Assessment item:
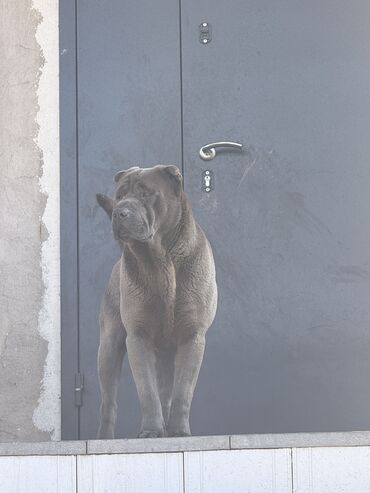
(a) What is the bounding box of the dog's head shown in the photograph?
[97,165,183,243]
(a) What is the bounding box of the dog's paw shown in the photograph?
[166,430,191,437]
[137,429,165,438]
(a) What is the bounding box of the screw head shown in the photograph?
[206,187,210,192]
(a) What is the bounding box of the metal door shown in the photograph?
[61,0,370,438]
[181,0,370,434]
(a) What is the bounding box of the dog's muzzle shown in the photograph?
[112,202,152,241]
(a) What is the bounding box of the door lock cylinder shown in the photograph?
[202,170,214,192]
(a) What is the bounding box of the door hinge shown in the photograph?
[74,372,84,407]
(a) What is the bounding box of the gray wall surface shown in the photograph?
[0,1,60,442]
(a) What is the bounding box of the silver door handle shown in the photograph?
[199,141,243,161]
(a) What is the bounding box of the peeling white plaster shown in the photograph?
[32,0,61,440]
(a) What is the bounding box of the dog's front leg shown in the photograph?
[97,280,126,439]
[126,333,165,438]
[156,348,175,430]
[167,334,206,436]
[97,328,126,439]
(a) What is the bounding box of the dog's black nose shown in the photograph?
[113,208,130,220]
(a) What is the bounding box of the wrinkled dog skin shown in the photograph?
[96,165,218,438]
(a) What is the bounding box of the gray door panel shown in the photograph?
[76,0,182,438]
[62,0,370,438]
[181,0,370,434]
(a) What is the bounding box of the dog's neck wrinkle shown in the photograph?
[122,237,170,290]
[163,194,197,258]
[121,196,197,316]
[122,242,175,305]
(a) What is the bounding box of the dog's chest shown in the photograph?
[121,255,177,336]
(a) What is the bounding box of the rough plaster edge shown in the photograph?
[32,0,61,440]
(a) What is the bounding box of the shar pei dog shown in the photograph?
[96,164,218,438]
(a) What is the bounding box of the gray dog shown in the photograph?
[96,164,218,438]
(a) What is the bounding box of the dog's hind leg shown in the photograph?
[97,264,127,439]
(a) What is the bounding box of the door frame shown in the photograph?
[60,0,79,440]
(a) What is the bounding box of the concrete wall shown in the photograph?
[0,1,60,441]
[2,434,370,492]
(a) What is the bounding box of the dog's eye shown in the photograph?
[141,189,154,198]
[115,186,129,201]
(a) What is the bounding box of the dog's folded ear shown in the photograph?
[114,170,126,183]
[114,166,140,183]
[96,193,114,219]
[162,165,183,193]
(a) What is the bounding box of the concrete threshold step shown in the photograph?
[2,430,370,456]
